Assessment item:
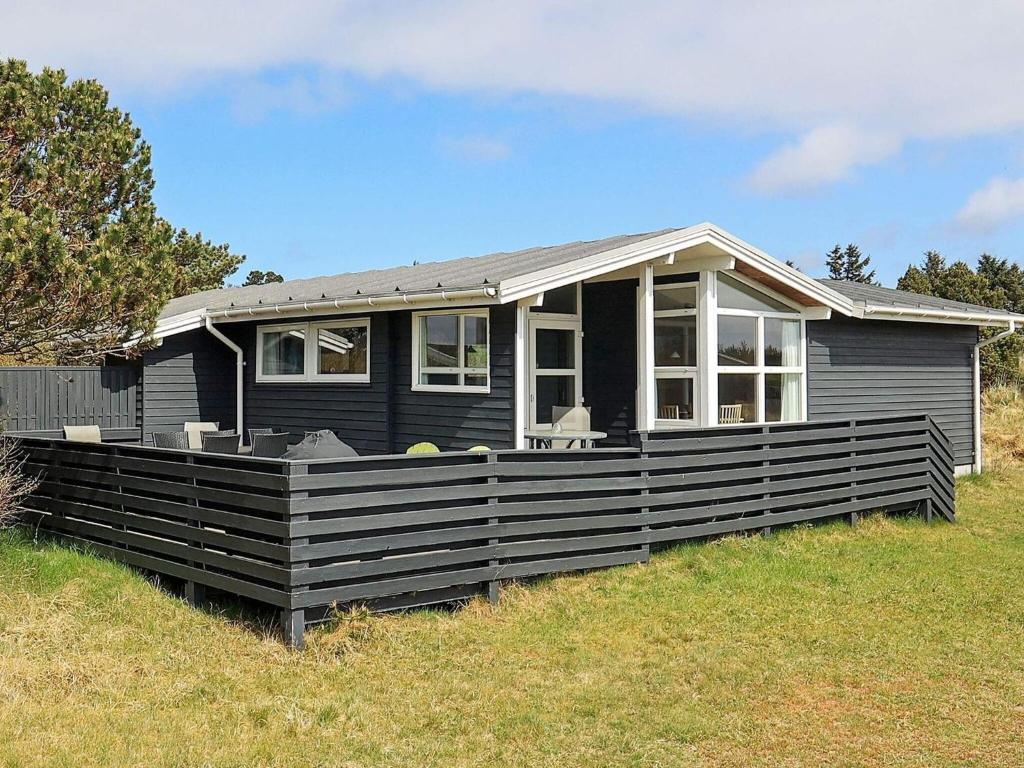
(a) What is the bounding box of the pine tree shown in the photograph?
[242,270,284,286]
[826,243,877,283]
[0,58,243,361]
[825,244,845,280]
[841,244,877,284]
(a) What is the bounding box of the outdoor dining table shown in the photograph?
[523,428,608,449]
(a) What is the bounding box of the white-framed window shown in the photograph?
[653,280,699,425]
[256,318,371,383]
[412,309,490,393]
[716,273,804,424]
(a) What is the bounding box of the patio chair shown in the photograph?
[248,427,280,446]
[63,425,102,443]
[251,432,290,459]
[552,406,591,431]
[406,442,440,454]
[658,405,680,420]
[719,404,744,424]
[152,431,189,450]
[200,431,240,454]
[184,421,219,450]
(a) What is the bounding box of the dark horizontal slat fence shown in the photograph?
[14,413,954,648]
[0,366,138,432]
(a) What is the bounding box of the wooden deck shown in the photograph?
[11,413,955,648]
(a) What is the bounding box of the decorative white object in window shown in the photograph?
[716,273,804,424]
[256,319,370,383]
[413,310,490,392]
[653,281,698,423]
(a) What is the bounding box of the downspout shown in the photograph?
[205,315,244,436]
[973,320,1016,474]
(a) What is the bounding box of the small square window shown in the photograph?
[316,324,368,377]
[414,311,490,392]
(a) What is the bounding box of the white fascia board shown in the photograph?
[498,222,858,317]
[698,226,857,316]
[131,309,207,346]
[802,306,832,321]
[148,288,501,338]
[861,305,1024,327]
[498,226,709,301]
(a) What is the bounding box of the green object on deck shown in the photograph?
[468,445,491,452]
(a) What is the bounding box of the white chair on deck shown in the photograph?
[63,425,102,443]
[184,421,220,450]
[719,404,744,424]
[552,406,591,431]
[550,406,593,449]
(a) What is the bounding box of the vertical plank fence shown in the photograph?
[0,366,139,432]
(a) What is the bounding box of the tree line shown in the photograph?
[820,243,1023,385]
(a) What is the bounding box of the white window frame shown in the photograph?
[412,308,491,394]
[716,275,806,424]
[255,318,371,384]
[653,280,699,427]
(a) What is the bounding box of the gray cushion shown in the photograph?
[281,430,359,460]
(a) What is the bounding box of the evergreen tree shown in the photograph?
[0,59,243,361]
[825,243,877,284]
[242,270,284,286]
[841,244,877,284]
[825,244,845,280]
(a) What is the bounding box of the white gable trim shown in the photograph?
[497,222,858,316]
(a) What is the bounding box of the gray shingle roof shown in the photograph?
[159,228,681,320]
[819,279,1021,319]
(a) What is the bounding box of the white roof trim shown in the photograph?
[151,287,499,337]
[147,222,1022,340]
[497,222,858,316]
[858,304,1024,327]
[124,308,206,347]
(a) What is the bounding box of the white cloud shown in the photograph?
[229,72,349,122]
[438,135,511,163]
[744,126,900,194]
[954,177,1024,232]
[6,1,1024,189]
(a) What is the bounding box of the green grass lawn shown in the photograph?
[2,471,1023,767]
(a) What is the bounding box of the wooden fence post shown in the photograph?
[184,453,206,608]
[761,426,773,536]
[284,462,308,649]
[486,452,500,604]
[849,419,860,527]
[639,437,651,563]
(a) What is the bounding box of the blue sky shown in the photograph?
[5,2,1024,286]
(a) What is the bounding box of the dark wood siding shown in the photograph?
[807,317,977,466]
[141,329,236,443]
[390,304,516,452]
[222,314,391,455]
[582,280,637,445]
